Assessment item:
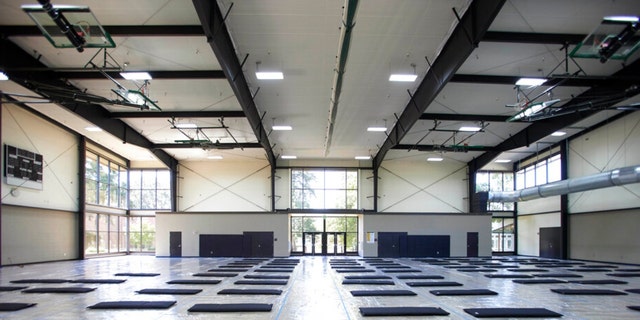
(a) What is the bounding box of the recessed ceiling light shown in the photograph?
[272,125,293,131]
[355,156,371,160]
[207,155,223,160]
[459,126,481,132]
[389,74,417,82]
[281,155,297,159]
[120,72,152,80]
[367,126,387,132]
[84,126,103,132]
[0,71,8,81]
[256,72,284,80]
[427,157,443,162]
[495,159,511,163]
[515,77,546,87]
[175,123,198,129]
[551,131,567,137]
[604,16,639,23]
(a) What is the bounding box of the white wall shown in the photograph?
[1,205,78,265]
[517,212,560,256]
[156,212,289,257]
[177,160,271,211]
[274,168,290,210]
[517,196,561,215]
[362,214,491,257]
[378,160,468,213]
[570,209,640,264]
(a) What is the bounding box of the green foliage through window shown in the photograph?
[291,169,358,209]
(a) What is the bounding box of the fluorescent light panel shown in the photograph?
[207,155,223,160]
[272,125,292,131]
[175,123,198,129]
[495,159,511,163]
[0,72,8,81]
[367,126,387,132]
[551,131,567,137]
[256,72,284,80]
[604,16,639,23]
[459,126,481,132]
[515,77,547,87]
[355,156,371,160]
[281,155,297,159]
[120,72,152,80]
[389,74,417,82]
[427,157,443,162]
[84,126,102,132]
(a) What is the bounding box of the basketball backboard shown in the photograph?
[570,16,639,63]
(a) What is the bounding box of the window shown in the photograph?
[129,169,172,210]
[129,216,156,252]
[475,171,514,212]
[84,212,128,256]
[290,216,358,254]
[491,217,514,252]
[291,168,358,210]
[515,153,562,190]
[85,151,127,208]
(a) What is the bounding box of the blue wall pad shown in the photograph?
[550,289,627,295]
[485,274,533,279]
[23,287,96,293]
[234,280,287,285]
[88,301,176,309]
[114,273,159,277]
[136,288,202,295]
[11,279,68,283]
[344,275,392,280]
[188,303,273,312]
[464,307,562,318]
[193,273,238,277]
[359,306,449,316]
[244,275,289,279]
[0,303,37,311]
[568,280,628,285]
[430,289,498,296]
[351,290,416,296]
[218,289,282,295]
[166,279,221,285]
[406,281,463,287]
[70,279,126,284]
[342,280,395,285]
[513,279,567,284]
[0,286,29,291]
[396,275,444,280]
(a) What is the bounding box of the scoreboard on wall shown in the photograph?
[3,144,43,190]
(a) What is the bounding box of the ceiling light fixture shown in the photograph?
[272,125,293,131]
[256,72,284,80]
[604,16,639,23]
[120,72,152,80]
[281,155,297,159]
[175,123,198,129]
[427,157,443,162]
[84,126,102,132]
[495,159,511,163]
[111,88,161,111]
[0,71,8,81]
[551,131,567,137]
[207,155,223,160]
[515,78,547,87]
[355,156,371,160]
[367,126,387,132]
[507,98,561,122]
[389,63,417,82]
[459,126,482,132]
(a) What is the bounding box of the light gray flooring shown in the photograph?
[1,255,639,319]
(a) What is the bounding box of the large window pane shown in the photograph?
[476,172,489,192]
[141,190,156,209]
[142,170,156,189]
[157,189,171,210]
[516,170,525,190]
[536,161,547,185]
[129,170,141,189]
[548,155,561,182]
[141,217,156,251]
[326,217,346,232]
[129,217,141,252]
[302,217,323,232]
[291,233,303,252]
[325,190,345,209]
[290,169,358,210]
[489,172,503,192]
[525,166,536,188]
[325,170,346,189]
[346,233,358,252]
[306,170,324,189]
[86,179,98,204]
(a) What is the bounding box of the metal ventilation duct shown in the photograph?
[488,165,640,202]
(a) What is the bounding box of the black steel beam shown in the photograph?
[420,113,510,122]
[192,0,276,168]
[373,0,506,170]
[153,142,262,149]
[450,74,640,88]
[0,25,204,37]
[393,144,498,152]
[483,31,584,44]
[110,110,245,119]
[2,69,225,80]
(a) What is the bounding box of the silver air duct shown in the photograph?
[488,165,640,202]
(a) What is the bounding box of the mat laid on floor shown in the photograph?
[166,279,221,285]
[566,268,611,272]
[193,272,238,277]
[218,289,282,295]
[382,269,421,273]
[396,275,444,280]
[70,279,127,284]
[188,303,273,312]
[506,268,548,272]
[607,273,640,277]
[533,273,582,278]
[513,279,567,284]
[484,274,533,279]
[626,289,640,294]
[359,306,449,316]
[463,307,563,318]
[234,280,287,285]
[628,306,640,311]
[254,269,293,273]
[550,288,627,295]
[261,266,295,269]
[88,301,176,309]
[568,279,628,285]
[244,274,289,279]
[23,287,96,293]
[0,286,28,291]
[406,281,463,287]
[0,303,37,312]
[342,279,395,285]
[114,273,160,277]
[351,290,416,296]
[335,269,375,273]
[344,275,392,280]
[207,268,249,272]
[458,269,497,273]
[11,279,68,284]
[136,288,202,295]
[430,289,498,296]
[617,268,640,272]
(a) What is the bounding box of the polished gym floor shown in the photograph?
[1,255,639,319]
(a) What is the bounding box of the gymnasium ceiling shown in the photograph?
[1,0,639,170]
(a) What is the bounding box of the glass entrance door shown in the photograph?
[303,232,323,255]
[326,232,346,255]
